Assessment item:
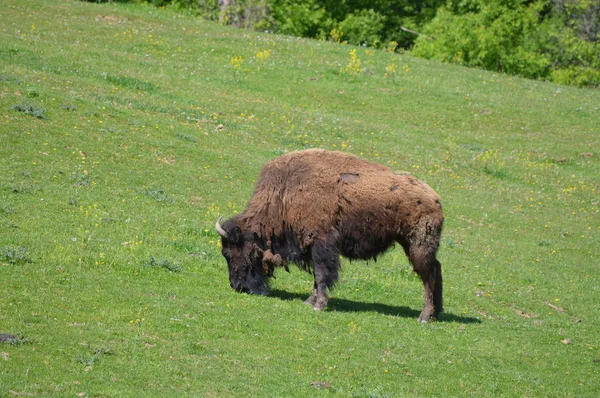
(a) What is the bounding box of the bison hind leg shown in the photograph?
[406,243,443,323]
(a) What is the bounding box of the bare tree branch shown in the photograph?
[400,25,433,41]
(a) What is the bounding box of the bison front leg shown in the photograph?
[304,282,318,306]
[308,239,340,311]
[311,269,331,311]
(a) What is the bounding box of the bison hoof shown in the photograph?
[304,295,317,306]
[313,298,328,311]
[418,312,436,323]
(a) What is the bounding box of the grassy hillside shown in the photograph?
[1,0,599,396]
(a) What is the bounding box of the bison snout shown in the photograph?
[233,282,262,296]
[230,282,247,292]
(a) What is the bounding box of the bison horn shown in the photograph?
[215,216,229,239]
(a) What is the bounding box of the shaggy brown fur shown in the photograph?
[217,149,444,322]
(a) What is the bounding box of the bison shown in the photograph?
[216,149,444,322]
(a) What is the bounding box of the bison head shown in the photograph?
[216,217,269,295]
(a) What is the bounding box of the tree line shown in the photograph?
[85,0,599,88]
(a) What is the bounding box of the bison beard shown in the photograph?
[216,149,445,323]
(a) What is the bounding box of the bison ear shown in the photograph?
[228,225,243,245]
[217,217,244,245]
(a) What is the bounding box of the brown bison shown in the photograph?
[216,149,444,322]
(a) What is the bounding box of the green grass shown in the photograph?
[1,0,599,396]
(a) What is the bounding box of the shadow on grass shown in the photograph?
[269,289,481,324]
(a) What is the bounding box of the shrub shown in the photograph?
[269,0,331,38]
[412,3,551,80]
[537,12,600,87]
[1,246,30,265]
[552,66,600,88]
[144,188,173,203]
[412,0,600,88]
[0,334,29,345]
[146,256,182,273]
[12,103,48,119]
[337,9,386,47]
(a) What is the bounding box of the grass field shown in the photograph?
[1,0,599,396]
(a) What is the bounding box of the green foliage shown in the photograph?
[412,2,551,79]
[12,103,48,119]
[218,0,273,30]
[0,334,29,345]
[269,0,331,37]
[552,66,600,88]
[1,246,30,265]
[109,0,445,48]
[412,0,599,87]
[315,0,446,47]
[144,188,173,202]
[338,9,386,47]
[552,0,600,42]
[146,256,183,273]
[537,8,600,87]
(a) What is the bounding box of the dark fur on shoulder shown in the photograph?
[216,149,444,323]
